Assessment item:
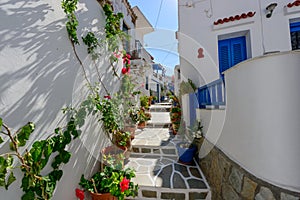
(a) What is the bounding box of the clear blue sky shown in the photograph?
[128,0,179,76]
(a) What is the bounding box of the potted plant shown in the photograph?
[176,120,204,164]
[123,107,139,140]
[170,106,181,134]
[137,107,150,129]
[140,95,150,110]
[79,165,138,200]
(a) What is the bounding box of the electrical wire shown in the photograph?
[154,0,164,28]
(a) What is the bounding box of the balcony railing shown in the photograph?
[197,78,226,108]
[130,40,153,62]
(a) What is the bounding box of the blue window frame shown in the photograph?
[290,22,300,50]
[218,36,247,73]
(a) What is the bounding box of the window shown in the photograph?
[218,36,247,73]
[122,22,130,53]
[145,77,149,90]
[290,22,300,50]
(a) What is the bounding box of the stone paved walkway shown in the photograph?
[125,104,211,200]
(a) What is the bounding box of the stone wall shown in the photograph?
[196,140,300,200]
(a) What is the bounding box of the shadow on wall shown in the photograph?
[0,0,120,199]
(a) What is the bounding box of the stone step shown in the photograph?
[150,107,171,112]
[125,155,211,200]
[149,105,171,112]
[145,123,171,128]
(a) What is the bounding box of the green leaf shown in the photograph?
[5,171,16,189]
[0,136,3,144]
[17,122,35,147]
[30,141,43,162]
[21,176,29,190]
[0,176,5,187]
[6,155,13,167]
[21,190,35,200]
[0,118,2,131]
[49,170,63,182]
[60,151,71,164]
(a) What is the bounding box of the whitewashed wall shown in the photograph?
[0,0,123,199]
[199,51,300,192]
[178,0,300,86]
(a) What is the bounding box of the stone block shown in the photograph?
[281,192,300,200]
[229,167,243,193]
[222,184,240,200]
[241,177,257,200]
[218,153,231,181]
[255,187,275,200]
[161,192,185,200]
[189,192,208,200]
[142,190,157,198]
[141,148,151,153]
[209,154,222,194]
[132,147,139,153]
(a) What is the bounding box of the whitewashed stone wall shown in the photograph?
[0,0,123,199]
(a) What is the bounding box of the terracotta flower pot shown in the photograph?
[138,121,146,129]
[124,124,137,138]
[90,192,117,200]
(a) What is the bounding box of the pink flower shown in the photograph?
[120,177,130,192]
[75,188,84,200]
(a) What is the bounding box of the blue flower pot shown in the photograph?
[176,142,197,163]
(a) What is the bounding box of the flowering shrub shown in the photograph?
[79,165,138,200]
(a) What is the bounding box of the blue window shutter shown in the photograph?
[218,36,247,73]
[290,22,300,32]
[218,39,231,73]
[231,36,246,66]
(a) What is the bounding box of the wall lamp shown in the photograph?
[266,3,277,18]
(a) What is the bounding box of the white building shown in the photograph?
[177,0,300,196]
[130,6,155,96]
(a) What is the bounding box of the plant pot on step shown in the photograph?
[101,145,128,169]
[138,121,146,129]
[124,124,137,140]
[176,142,197,164]
[90,192,117,200]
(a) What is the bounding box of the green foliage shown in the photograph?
[79,165,138,200]
[82,32,99,59]
[113,131,130,147]
[0,114,81,199]
[11,122,35,148]
[140,95,149,110]
[62,0,79,44]
[103,4,126,52]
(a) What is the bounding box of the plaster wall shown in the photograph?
[0,0,123,199]
[198,52,300,192]
[178,0,300,86]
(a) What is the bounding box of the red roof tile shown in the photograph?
[287,0,300,8]
[214,11,256,26]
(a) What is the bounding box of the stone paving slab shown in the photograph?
[132,128,175,148]
[148,112,171,124]
[125,155,208,190]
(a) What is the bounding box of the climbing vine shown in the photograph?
[0,117,80,199]
[61,0,79,44]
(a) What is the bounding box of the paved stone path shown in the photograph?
[125,104,211,200]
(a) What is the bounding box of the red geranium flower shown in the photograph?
[122,67,128,74]
[120,177,130,192]
[75,188,85,200]
[104,95,111,99]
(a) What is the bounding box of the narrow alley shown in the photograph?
[125,103,211,200]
